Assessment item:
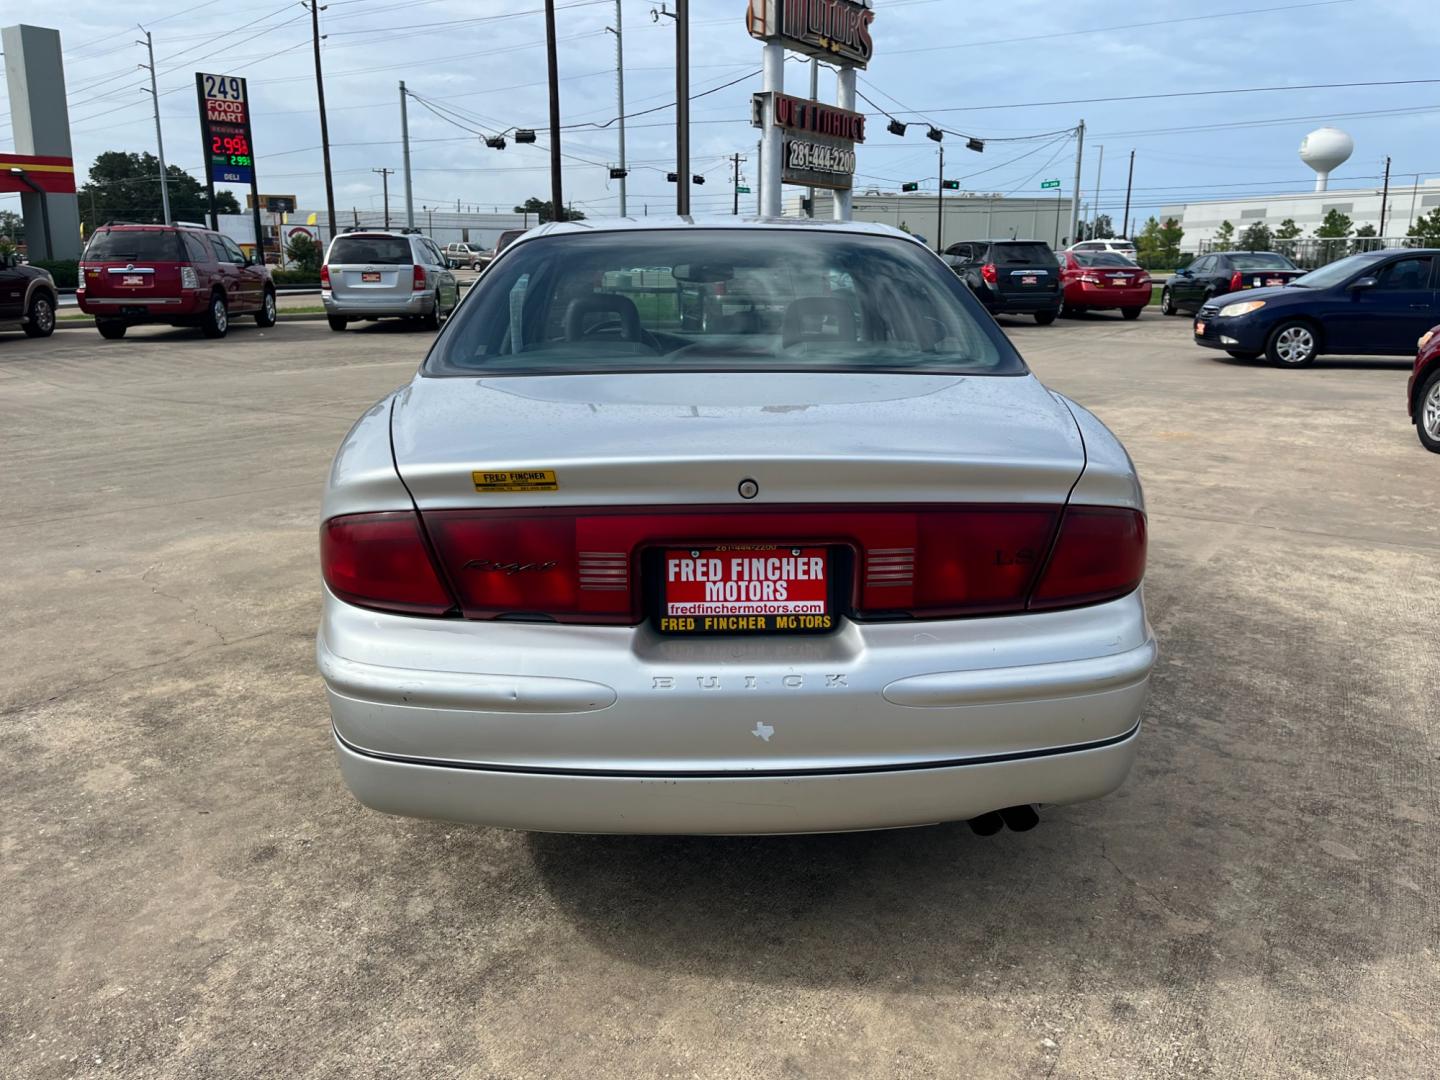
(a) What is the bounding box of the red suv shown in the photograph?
[77,223,277,340]
[1410,324,1440,453]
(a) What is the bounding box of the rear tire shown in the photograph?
[327,315,348,332]
[23,292,56,337]
[1121,306,1143,321]
[1266,320,1318,367]
[96,320,127,340]
[422,303,441,331]
[1033,309,1058,326]
[254,288,277,327]
[1160,287,1177,316]
[1416,368,1440,454]
[201,292,228,339]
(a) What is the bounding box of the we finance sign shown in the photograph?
[747,0,875,68]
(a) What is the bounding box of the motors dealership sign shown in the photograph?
[747,0,875,68]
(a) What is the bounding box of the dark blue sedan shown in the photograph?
[1192,249,1439,367]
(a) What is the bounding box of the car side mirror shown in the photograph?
[1350,276,1377,291]
[1176,268,1191,277]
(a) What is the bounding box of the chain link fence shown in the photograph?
[1197,234,1421,269]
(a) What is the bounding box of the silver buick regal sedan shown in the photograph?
[318,218,1156,835]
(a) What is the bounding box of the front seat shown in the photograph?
[781,297,857,348]
[564,294,642,342]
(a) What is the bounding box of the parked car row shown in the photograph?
[0,223,467,342]
[942,239,1155,324]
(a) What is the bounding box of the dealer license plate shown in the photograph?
[658,545,832,634]
[122,275,145,287]
[1194,321,1206,335]
[1264,277,1284,287]
[361,271,381,283]
[1021,275,1038,285]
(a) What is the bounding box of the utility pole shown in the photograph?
[307,1,338,242]
[372,168,393,229]
[138,29,171,225]
[1069,119,1085,246]
[675,0,691,216]
[935,144,945,253]
[400,82,414,229]
[1378,155,1391,236]
[1121,149,1135,239]
[732,152,745,214]
[606,1,627,217]
[544,0,564,221]
[805,58,818,217]
[1091,143,1104,235]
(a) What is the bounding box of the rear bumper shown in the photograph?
[1065,283,1153,308]
[334,722,1140,834]
[76,293,206,319]
[323,290,433,318]
[318,587,1155,832]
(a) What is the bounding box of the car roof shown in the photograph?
[520,216,925,244]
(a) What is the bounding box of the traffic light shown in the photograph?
[515,130,537,144]
[693,174,705,185]
[966,137,985,153]
[901,181,919,192]
[887,119,907,137]
[667,172,678,182]
[484,135,507,150]
[941,179,960,190]
[800,197,814,215]
[609,167,628,179]
[926,126,943,142]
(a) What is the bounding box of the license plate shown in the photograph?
[659,545,832,634]
[1021,275,1038,286]
[361,271,381,283]
[1195,321,1206,335]
[122,275,145,286]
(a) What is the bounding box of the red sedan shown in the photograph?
[1058,250,1153,320]
[1410,325,1440,453]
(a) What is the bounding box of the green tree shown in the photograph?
[78,151,239,230]
[1238,221,1273,251]
[1078,213,1114,241]
[1314,208,1353,264]
[1213,220,1235,248]
[1407,207,1440,246]
[1351,222,1378,254]
[286,233,321,273]
[0,209,23,245]
[1273,217,1302,258]
[513,196,585,224]
[1158,217,1184,265]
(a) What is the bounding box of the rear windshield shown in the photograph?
[1229,252,1296,270]
[328,235,412,265]
[991,242,1057,267]
[427,229,1024,377]
[83,230,183,262]
[1074,251,1136,267]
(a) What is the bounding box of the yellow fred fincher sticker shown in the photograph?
[473,469,558,492]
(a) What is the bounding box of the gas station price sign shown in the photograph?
[195,73,256,185]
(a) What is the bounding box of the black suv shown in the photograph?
[0,252,58,338]
[943,240,1062,325]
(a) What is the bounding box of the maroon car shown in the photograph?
[78,223,276,340]
[1410,325,1440,453]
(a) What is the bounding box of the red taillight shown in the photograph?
[339,505,1146,625]
[321,512,457,616]
[412,264,426,290]
[1229,270,1243,291]
[320,264,330,287]
[1030,507,1146,610]
[980,263,998,285]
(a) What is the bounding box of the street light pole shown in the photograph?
[1122,149,1135,239]
[675,0,691,216]
[935,143,944,253]
[607,0,627,217]
[544,0,565,221]
[138,29,171,225]
[400,81,414,229]
[307,1,338,242]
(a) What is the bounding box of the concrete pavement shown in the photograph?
[1,312,1435,1078]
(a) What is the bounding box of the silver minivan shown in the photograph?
[322,230,458,332]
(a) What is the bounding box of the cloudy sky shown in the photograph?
[3,0,1439,227]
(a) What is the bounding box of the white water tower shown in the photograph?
[1299,127,1354,192]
